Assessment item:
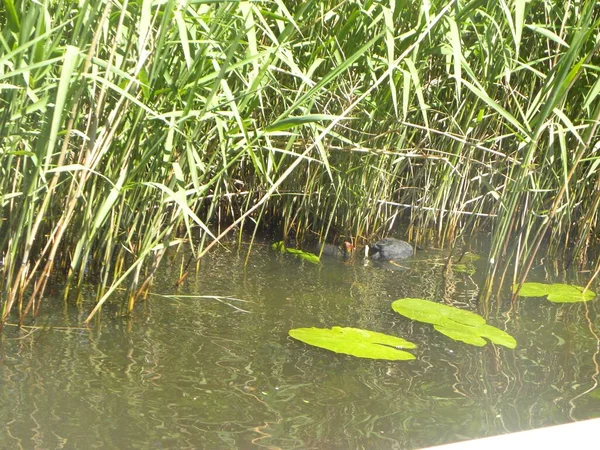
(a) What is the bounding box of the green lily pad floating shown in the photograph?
[289,326,416,360]
[434,323,516,348]
[392,298,485,327]
[514,282,596,303]
[272,241,320,264]
[391,298,517,349]
[434,323,487,347]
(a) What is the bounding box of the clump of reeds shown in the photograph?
[1,0,599,325]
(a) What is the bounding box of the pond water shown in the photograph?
[1,240,600,449]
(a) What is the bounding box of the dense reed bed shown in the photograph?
[1,0,599,324]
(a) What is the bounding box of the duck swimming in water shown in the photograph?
[313,241,354,258]
[369,237,413,261]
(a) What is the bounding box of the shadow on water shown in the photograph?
[1,239,599,449]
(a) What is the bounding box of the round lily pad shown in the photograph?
[392,298,517,348]
[514,282,596,303]
[392,298,486,327]
[289,327,416,360]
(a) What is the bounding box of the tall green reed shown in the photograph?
[1,0,599,326]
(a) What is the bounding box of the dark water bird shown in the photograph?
[369,237,413,261]
[313,241,354,258]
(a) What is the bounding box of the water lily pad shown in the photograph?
[434,323,487,347]
[392,298,485,327]
[516,282,549,297]
[547,284,596,303]
[272,241,320,264]
[391,298,516,349]
[476,324,517,348]
[289,327,416,360]
[433,322,516,348]
[514,282,596,303]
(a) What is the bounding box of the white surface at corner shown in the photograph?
[420,418,600,450]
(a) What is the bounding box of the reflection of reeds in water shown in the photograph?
[1,1,599,324]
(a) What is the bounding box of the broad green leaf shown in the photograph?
[289,327,416,361]
[514,282,549,297]
[272,241,320,264]
[514,282,596,303]
[392,299,516,348]
[285,248,321,264]
[547,284,596,303]
[392,298,486,327]
[434,324,487,347]
[477,324,518,349]
[437,322,516,349]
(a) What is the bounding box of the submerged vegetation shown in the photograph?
[1,1,600,324]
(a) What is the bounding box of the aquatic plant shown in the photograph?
[392,298,517,348]
[289,327,416,361]
[513,283,596,303]
[272,241,320,264]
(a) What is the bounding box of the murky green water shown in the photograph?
[2,241,600,449]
